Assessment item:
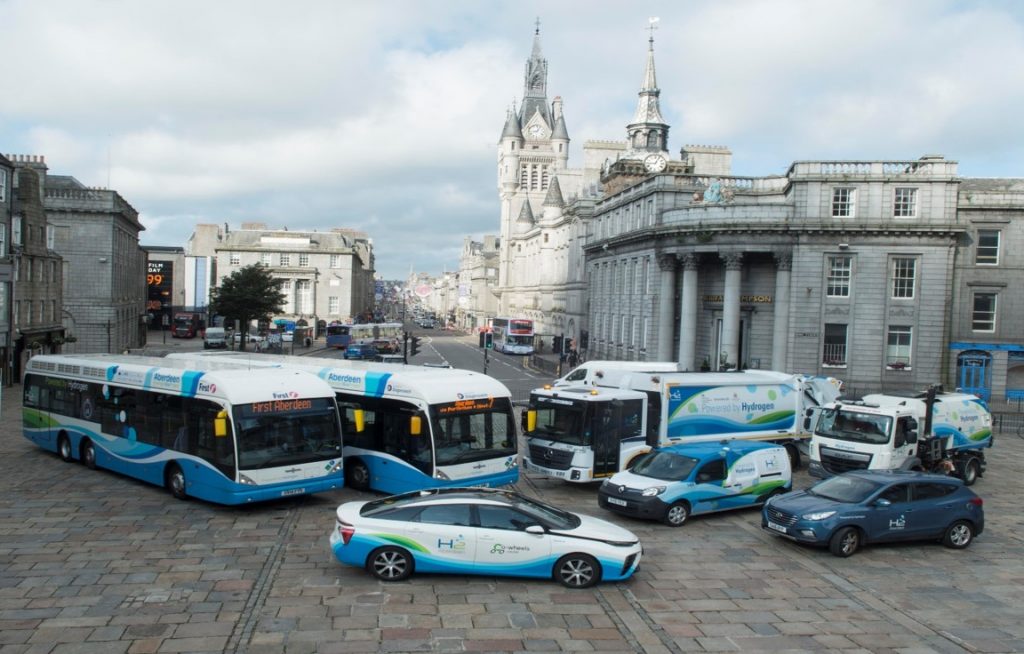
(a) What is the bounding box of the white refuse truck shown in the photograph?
[523,370,842,482]
[807,385,993,485]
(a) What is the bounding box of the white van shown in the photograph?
[203,327,227,350]
[553,360,683,387]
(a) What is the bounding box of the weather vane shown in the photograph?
[647,16,660,42]
[535,16,541,35]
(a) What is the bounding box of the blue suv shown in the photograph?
[762,470,984,557]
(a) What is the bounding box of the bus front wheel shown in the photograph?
[166,464,187,500]
[347,460,371,491]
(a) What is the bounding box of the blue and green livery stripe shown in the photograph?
[369,533,430,553]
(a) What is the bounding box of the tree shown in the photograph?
[208,264,286,351]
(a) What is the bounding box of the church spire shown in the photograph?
[626,20,670,157]
[520,18,551,128]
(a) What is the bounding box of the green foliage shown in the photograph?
[208,264,286,348]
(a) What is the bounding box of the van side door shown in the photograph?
[719,453,760,510]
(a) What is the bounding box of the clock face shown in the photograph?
[528,124,546,139]
[644,154,667,172]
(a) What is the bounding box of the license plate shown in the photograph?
[767,520,787,533]
[608,497,628,507]
[281,488,305,497]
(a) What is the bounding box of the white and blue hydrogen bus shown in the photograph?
[166,352,519,495]
[22,354,345,505]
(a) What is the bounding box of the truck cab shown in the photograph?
[523,386,651,482]
[808,389,992,485]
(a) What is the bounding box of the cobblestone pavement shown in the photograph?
[2,376,1023,653]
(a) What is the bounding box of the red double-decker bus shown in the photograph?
[490,317,534,355]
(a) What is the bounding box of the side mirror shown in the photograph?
[525,525,545,535]
[874,498,892,508]
[803,417,811,430]
[906,430,918,444]
[410,415,422,436]
[526,410,537,434]
[214,410,228,438]
[353,409,365,434]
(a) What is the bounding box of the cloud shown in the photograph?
[2,0,1023,278]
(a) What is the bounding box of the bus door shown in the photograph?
[378,404,431,492]
[591,401,621,478]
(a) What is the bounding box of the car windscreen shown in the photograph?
[502,493,580,530]
[629,451,699,482]
[807,475,883,503]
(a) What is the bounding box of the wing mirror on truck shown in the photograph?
[524,409,537,434]
[803,408,814,431]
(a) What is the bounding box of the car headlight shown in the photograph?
[641,486,666,497]
[802,510,836,521]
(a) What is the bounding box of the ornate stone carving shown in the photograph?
[657,253,678,271]
[679,253,700,270]
[773,251,793,271]
[721,252,744,270]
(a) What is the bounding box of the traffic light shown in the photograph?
[484,332,493,349]
[409,335,422,357]
[553,335,563,354]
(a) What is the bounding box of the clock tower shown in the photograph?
[496,21,570,314]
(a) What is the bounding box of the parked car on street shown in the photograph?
[762,470,984,557]
[344,343,379,360]
[329,487,643,588]
[599,441,791,526]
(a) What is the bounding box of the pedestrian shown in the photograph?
[568,349,579,368]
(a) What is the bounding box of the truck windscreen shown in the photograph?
[817,408,893,445]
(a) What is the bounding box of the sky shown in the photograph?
[2,0,1023,280]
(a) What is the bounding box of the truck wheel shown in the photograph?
[942,520,974,549]
[828,526,860,557]
[784,444,801,471]
[662,501,690,527]
[961,458,980,486]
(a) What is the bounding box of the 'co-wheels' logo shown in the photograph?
[198,382,217,394]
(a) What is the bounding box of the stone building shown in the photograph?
[42,170,147,354]
[494,25,621,346]
[0,154,13,383]
[189,223,375,330]
[491,28,1024,401]
[8,159,66,374]
[454,235,499,331]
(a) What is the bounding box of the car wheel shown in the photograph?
[784,444,801,471]
[58,434,74,462]
[961,458,980,486]
[368,546,413,582]
[829,526,860,557]
[166,464,187,500]
[81,440,97,470]
[662,501,689,527]
[347,460,371,491]
[942,520,974,549]
[554,553,601,589]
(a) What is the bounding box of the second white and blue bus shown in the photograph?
[167,352,520,494]
[22,354,345,505]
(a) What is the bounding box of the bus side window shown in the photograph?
[23,375,41,408]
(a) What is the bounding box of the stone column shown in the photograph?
[771,252,792,372]
[656,254,678,361]
[721,252,743,370]
[678,253,700,371]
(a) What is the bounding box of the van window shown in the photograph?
[563,367,587,383]
[695,460,726,484]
